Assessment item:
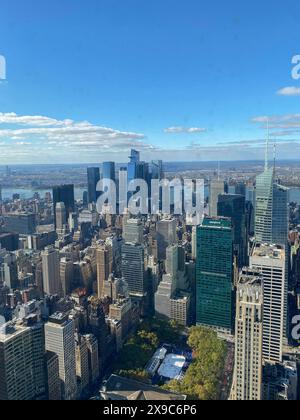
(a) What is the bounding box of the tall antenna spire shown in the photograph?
[273,140,277,179]
[265,118,270,170]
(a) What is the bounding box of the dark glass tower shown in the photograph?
[218,193,247,268]
[102,162,116,182]
[87,167,100,204]
[52,184,75,227]
[196,216,234,333]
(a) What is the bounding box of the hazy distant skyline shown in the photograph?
[0,0,300,163]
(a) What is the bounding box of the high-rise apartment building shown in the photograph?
[0,323,35,400]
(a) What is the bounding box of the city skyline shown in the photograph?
[1,0,300,163]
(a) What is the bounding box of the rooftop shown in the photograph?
[201,216,232,229]
[251,243,285,260]
[101,374,186,401]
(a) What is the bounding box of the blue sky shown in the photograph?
[0,0,300,163]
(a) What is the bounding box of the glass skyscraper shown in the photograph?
[254,167,274,243]
[196,216,234,333]
[254,168,288,247]
[87,167,100,204]
[102,162,116,182]
[53,184,75,227]
[218,193,247,268]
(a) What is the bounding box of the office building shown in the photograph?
[4,212,36,235]
[96,244,113,299]
[42,246,61,296]
[75,333,89,393]
[55,202,67,231]
[121,243,145,295]
[209,180,225,217]
[102,161,116,181]
[0,232,19,251]
[87,168,100,204]
[59,258,74,297]
[83,334,99,385]
[123,218,143,244]
[232,269,263,401]
[157,217,177,260]
[45,313,77,400]
[196,216,234,334]
[45,351,61,400]
[53,185,75,227]
[250,243,286,363]
[254,149,288,247]
[218,193,247,267]
[155,274,174,319]
[87,167,100,205]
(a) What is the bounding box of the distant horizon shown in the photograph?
[2,158,300,168]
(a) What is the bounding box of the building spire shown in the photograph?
[273,140,277,180]
[265,118,270,170]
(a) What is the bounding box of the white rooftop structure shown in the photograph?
[158,353,186,380]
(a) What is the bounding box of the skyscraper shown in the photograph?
[45,313,77,400]
[272,183,289,247]
[123,218,143,244]
[87,167,100,205]
[254,137,288,247]
[55,202,67,231]
[127,149,140,186]
[250,243,286,363]
[121,243,145,295]
[196,216,234,334]
[42,246,61,296]
[157,217,177,260]
[232,269,263,401]
[53,185,75,227]
[96,244,113,299]
[254,167,274,243]
[150,160,163,180]
[102,162,116,181]
[209,180,225,217]
[218,193,247,268]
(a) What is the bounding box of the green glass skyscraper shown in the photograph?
[196,216,234,333]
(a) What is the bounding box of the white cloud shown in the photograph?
[0,112,153,157]
[252,114,300,136]
[164,126,206,134]
[276,86,300,96]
